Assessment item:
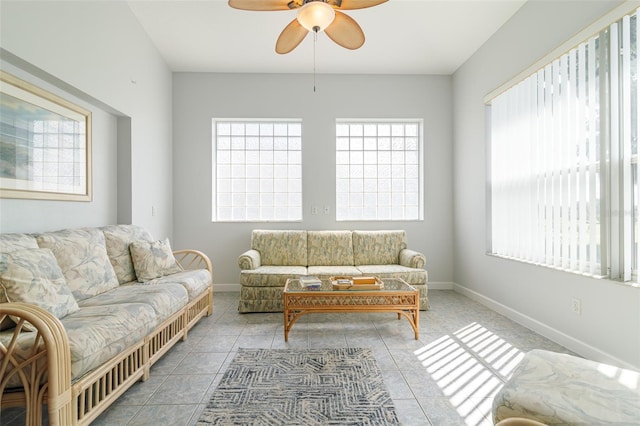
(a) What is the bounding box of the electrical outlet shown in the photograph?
[571,298,582,315]
[311,206,319,215]
[323,206,330,214]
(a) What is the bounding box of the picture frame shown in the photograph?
[0,70,92,201]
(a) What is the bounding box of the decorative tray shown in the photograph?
[330,276,384,291]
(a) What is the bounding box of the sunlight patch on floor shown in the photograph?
[414,322,524,426]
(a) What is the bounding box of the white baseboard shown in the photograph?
[427,281,455,290]
[452,283,638,370]
[213,283,241,292]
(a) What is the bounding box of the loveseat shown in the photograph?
[0,225,213,425]
[238,229,428,313]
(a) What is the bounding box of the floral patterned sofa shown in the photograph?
[238,229,428,313]
[0,225,213,426]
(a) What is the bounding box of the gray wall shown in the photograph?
[172,73,453,288]
[0,58,119,232]
[0,1,173,239]
[453,0,640,369]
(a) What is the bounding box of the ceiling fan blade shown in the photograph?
[228,0,294,11]
[324,11,365,50]
[333,0,388,10]
[276,18,309,54]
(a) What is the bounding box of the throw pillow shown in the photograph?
[102,225,154,284]
[130,238,182,282]
[0,248,79,330]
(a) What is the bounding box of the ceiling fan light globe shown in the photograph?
[297,1,335,32]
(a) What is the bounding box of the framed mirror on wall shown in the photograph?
[0,70,92,201]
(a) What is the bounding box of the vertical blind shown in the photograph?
[490,8,639,281]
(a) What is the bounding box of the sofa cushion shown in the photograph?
[0,302,162,387]
[240,265,308,287]
[101,225,154,284]
[307,231,354,266]
[36,228,119,301]
[355,264,428,285]
[352,230,407,265]
[0,248,79,330]
[252,230,307,266]
[307,265,361,277]
[0,233,39,253]
[78,283,188,323]
[130,238,182,282]
[61,303,157,381]
[492,349,640,425]
[0,234,44,330]
[140,269,211,301]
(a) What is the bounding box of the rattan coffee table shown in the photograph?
[283,277,419,341]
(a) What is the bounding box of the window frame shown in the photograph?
[335,119,425,222]
[211,118,303,223]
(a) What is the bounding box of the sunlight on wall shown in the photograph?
[414,322,525,426]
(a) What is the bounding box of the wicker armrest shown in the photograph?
[0,302,73,425]
[173,249,213,275]
[399,248,426,269]
[173,249,214,317]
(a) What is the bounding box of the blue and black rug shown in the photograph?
[197,347,400,425]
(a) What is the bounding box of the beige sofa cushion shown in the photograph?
[0,248,79,329]
[352,230,407,265]
[78,283,188,323]
[307,230,354,266]
[36,228,119,301]
[356,264,427,285]
[307,265,361,277]
[0,233,39,253]
[0,234,42,330]
[252,230,307,266]
[62,303,157,381]
[240,265,308,287]
[141,269,211,301]
[492,349,640,425]
[101,224,154,284]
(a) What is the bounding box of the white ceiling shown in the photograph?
[127,0,527,75]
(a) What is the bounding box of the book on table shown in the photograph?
[299,275,321,289]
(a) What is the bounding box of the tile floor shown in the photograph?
[3,290,573,426]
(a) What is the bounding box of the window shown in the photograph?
[336,120,424,221]
[489,8,639,282]
[32,119,87,194]
[212,119,302,222]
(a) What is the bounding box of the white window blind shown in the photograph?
[489,8,639,282]
[212,119,302,222]
[335,120,424,221]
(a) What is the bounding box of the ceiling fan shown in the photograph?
[228,0,388,54]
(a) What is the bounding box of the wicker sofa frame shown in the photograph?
[0,249,213,426]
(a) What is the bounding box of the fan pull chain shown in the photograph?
[313,28,318,92]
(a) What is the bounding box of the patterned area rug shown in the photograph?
[197,347,400,425]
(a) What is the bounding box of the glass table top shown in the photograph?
[284,277,416,293]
